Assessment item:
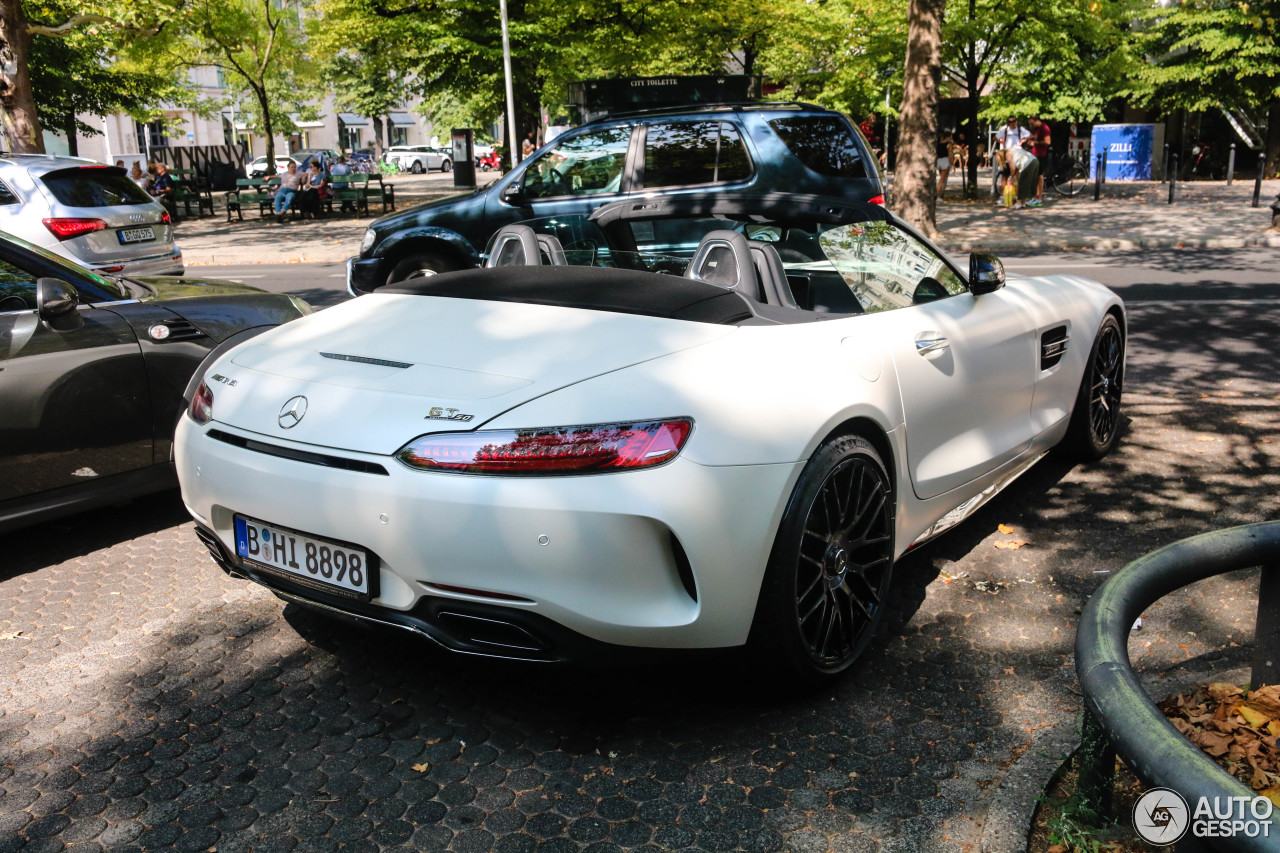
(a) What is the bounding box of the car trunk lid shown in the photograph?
[215,293,735,454]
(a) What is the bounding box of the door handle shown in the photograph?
[915,333,950,357]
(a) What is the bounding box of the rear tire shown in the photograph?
[748,434,895,686]
[1065,314,1125,460]
[1052,158,1089,197]
[386,252,460,286]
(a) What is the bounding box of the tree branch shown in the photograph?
[27,12,162,37]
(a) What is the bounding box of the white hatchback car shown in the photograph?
[0,154,181,276]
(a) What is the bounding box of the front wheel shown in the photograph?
[441,159,452,173]
[386,252,460,286]
[410,161,424,174]
[1064,314,1125,459]
[748,434,895,685]
[1052,158,1089,197]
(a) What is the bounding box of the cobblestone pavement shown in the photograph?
[2,295,1279,852]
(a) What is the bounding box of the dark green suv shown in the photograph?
[347,102,884,295]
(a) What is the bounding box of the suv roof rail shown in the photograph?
[593,100,832,122]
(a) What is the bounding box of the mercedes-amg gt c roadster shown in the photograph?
[176,194,1125,682]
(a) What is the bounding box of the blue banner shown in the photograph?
[1090,124,1158,181]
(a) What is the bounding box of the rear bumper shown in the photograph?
[346,255,384,296]
[89,245,184,277]
[176,416,800,656]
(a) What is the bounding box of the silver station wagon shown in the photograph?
[0,154,182,277]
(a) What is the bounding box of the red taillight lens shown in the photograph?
[42,217,108,240]
[398,419,693,475]
[161,211,171,225]
[189,381,214,424]
[868,194,886,206]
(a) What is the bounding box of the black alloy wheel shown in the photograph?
[750,434,895,684]
[1066,314,1125,459]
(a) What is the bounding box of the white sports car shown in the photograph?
[175,195,1125,682]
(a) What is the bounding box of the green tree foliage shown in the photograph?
[322,47,410,155]
[167,0,317,170]
[1,0,181,152]
[1130,0,1280,114]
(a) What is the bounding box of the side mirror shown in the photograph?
[968,253,1006,294]
[36,277,83,331]
[500,181,524,205]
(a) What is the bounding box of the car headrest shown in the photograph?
[685,230,762,302]
[486,225,569,267]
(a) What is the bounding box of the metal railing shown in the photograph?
[1075,522,1280,851]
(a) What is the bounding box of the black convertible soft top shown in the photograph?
[380,266,758,325]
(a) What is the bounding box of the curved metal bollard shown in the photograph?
[1076,522,1280,852]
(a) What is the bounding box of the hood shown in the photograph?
[372,189,484,229]
[132,276,265,299]
[209,293,736,454]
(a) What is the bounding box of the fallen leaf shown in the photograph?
[994,540,1027,550]
[1239,705,1271,729]
[1261,786,1280,807]
[1196,436,1216,442]
[412,763,430,773]
[998,523,1015,534]
[0,631,21,640]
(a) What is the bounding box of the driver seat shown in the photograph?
[685,230,763,303]
[486,224,568,267]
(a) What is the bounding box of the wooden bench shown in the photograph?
[328,173,370,216]
[369,173,395,213]
[170,171,214,218]
[225,177,286,221]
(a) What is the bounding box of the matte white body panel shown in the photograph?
[176,270,1122,651]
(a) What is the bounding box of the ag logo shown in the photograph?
[1133,787,1189,845]
[278,395,308,429]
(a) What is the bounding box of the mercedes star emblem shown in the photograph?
[278,395,308,429]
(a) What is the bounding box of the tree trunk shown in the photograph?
[372,117,384,158]
[964,72,981,198]
[64,113,78,156]
[0,0,43,152]
[1266,99,1280,180]
[896,0,946,235]
[254,83,276,174]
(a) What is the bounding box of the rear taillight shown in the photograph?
[397,419,693,476]
[868,194,886,206]
[161,211,171,224]
[42,217,107,240]
[189,381,214,424]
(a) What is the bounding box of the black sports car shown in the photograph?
[0,231,311,532]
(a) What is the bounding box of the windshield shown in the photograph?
[502,212,967,315]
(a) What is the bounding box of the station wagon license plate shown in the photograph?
[234,515,371,599]
[118,226,155,244]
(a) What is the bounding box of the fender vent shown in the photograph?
[151,319,203,341]
[320,352,412,369]
[1041,326,1070,370]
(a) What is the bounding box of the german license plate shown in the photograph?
[233,516,370,599]
[118,226,155,244]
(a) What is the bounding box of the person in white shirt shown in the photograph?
[995,117,1030,151]
[1001,146,1040,209]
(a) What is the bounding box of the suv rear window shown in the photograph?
[768,117,867,179]
[644,121,752,188]
[40,167,152,207]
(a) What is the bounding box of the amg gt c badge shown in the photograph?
[425,406,474,422]
[278,396,308,429]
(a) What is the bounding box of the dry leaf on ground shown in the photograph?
[994,540,1027,550]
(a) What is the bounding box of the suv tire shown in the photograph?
[387,252,460,286]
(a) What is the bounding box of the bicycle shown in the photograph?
[1049,153,1089,197]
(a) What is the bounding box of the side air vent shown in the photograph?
[207,429,389,475]
[149,319,203,341]
[1041,326,1070,370]
[320,352,412,369]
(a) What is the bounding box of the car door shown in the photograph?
[0,242,153,503]
[487,124,637,230]
[814,221,1038,500]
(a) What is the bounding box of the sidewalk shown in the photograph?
[934,178,1280,252]
[176,175,1280,267]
